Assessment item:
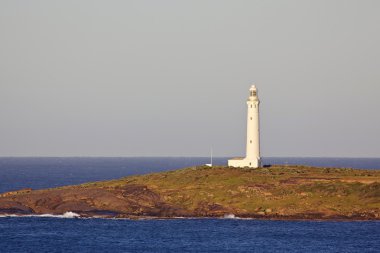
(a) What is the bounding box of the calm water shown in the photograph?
[0,157,379,252]
[0,218,379,253]
[1,157,379,193]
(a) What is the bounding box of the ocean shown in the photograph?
[0,157,379,252]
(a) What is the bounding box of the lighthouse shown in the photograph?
[228,85,261,168]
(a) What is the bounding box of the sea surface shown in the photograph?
[0,157,379,252]
[1,157,379,193]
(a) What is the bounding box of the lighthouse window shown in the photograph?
[250,105,252,108]
[250,117,252,120]
[250,140,252,144]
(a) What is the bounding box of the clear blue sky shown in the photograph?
[0,0,379,157]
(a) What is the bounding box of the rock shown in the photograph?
[0,188,32,197]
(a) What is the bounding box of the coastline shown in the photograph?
[1,165,379,221]
[1,213,379,221]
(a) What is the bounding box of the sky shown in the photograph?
[0,0,379,157]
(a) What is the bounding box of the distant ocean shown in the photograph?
[0,157,379,193]
[0,157,379,253]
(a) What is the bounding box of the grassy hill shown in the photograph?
[1,165,380,220]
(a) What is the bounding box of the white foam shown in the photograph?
[223,214,237,219]
[0,211,80,219]
[61,211,80,218]
[0,214,252,220]
[0,214,19,218]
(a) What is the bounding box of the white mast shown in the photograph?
[205,147,213,167]
[211,147,213,166]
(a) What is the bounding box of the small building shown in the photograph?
[228,85,261,168]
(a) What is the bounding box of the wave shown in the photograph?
[0,211,80,219]
[0,212,254,220]
[223,214,239,219]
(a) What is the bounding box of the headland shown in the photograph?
[1,165,379,220]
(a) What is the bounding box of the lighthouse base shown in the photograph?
[228,157,261,169]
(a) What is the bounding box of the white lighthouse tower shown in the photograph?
[228,84,261,168]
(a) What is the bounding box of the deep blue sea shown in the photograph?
[0,157,379,252]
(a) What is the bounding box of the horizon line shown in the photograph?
[0,156,379,159]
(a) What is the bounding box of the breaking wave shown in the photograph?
[223,214,238,219]
[0,211,80,219]
[221,214,255,220]
[0,213,252,220]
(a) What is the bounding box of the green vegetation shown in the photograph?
[1,165,379,219]
[80,165,380,218]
